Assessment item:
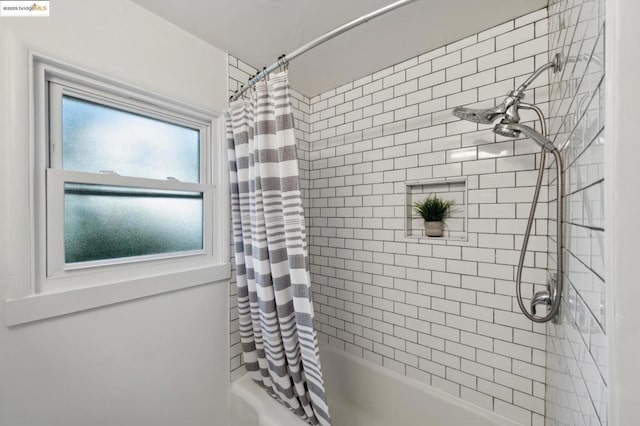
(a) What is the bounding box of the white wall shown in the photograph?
[607,0,640,424]
[0,1,230,425]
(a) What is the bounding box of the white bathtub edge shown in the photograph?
[230,344,526,426]
[230,374,307,426]
[319,343,524,426]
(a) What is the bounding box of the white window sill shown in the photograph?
[4,263,230,327]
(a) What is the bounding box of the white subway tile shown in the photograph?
[395,79,418,97]
[419,46,446,63]
[433,79,462,98]
[513,359,546,382]
[372,87,394,104]
[479,20,515,41]
[406,88,433,105]
[417,333,445,353]
[395,105,419,121]
[447,89,478,109]
[419,151,446,166]
[418,98,447,116]
[515,36,549,60]
[497,57,535,80]
[432,376,461,397]
[460,329,494,351]
[463,158,496,175]
[447,34,478,53]
[362,79,383,95]
[495,369,533,394]
[446,366,477,388]
[514,391,545,415]
[447,60,478,81]
[372,66,394,81]
[463,69,496,90]
[478,48,515,71]
[496,154,536,172]
[432,298,460,315]
[433,163,462,178]
[515,8,547,28]
[406,61,433,81]
[478,378,513,402]
[433,51,462,71]
[446,315,477,334]
[496,24,535,50]
[494,340,532,362]
[446,119,478,135]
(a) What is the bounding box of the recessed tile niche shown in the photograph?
[404,177,467,241]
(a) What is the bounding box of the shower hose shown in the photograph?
[516,104,563,323]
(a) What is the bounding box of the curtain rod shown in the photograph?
[230,0,419,101]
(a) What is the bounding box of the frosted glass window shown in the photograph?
[62,96,200,182]
[64,183,203,264]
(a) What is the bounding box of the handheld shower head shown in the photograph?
[493,122,522,138]
[493,122,557,152]
[449,55,565,324]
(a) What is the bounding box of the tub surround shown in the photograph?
[307,9,550,426]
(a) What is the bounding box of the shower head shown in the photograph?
[452,91,523,125]
[493,122,557,152]
[452,105,508,124]
[453,55,563,128]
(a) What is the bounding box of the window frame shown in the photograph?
[46,79,213,277]
[27,54,229,298]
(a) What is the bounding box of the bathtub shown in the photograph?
[229,344,522,426]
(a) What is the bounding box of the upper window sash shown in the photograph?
[47,80,210,184]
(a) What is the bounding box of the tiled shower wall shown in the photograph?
[545,0,606,424]
[306,9,551,426]
[227,55,312,381]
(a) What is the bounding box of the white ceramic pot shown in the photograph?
[424,221,444,237]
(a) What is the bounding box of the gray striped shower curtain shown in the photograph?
[225,71,331,426]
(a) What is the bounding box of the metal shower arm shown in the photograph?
[513,53,563,97]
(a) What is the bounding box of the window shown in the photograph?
[35,58,221,287]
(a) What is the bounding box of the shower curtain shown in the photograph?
[225,71,331,426]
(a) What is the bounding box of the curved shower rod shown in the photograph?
[230,0,419,101]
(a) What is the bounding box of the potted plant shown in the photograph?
[413,194,453,237]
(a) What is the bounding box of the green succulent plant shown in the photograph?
[413,194,453,222]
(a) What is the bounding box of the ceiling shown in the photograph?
[131,0,548,97]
